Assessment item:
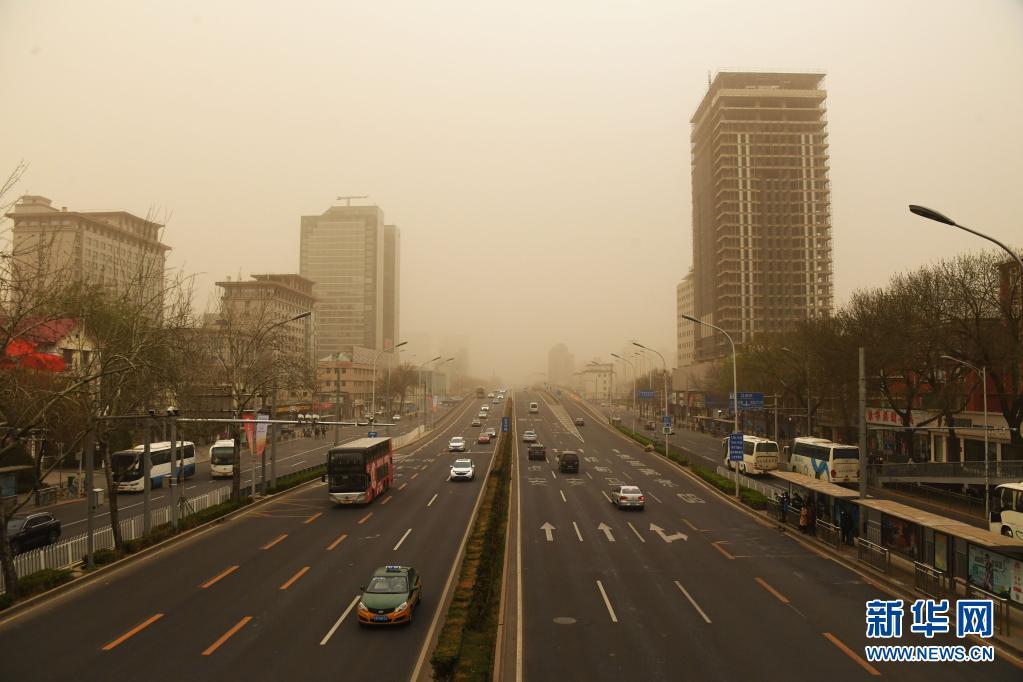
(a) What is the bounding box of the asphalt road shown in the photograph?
[508,391,1021,681]
[0,398,506,681]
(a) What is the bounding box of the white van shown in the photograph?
[722,435,779,475]
[210,439,236,478]
[528,401,539,414]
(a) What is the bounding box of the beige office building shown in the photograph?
[676,270,695,368]
[383,224,400,350]
[690,72,834,361]
[7,195,169,307]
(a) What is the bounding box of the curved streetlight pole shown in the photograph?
[419,355,442,429]
[909,205,1023,281]
[370,341,407,424]
[633,341,672,466]
[680,315,740,499]
[428,357,455,430]
[941,355,990,519]
[611,353,637,429]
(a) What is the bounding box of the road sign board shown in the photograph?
[729,392,764,409]
[637,390,656,399]
[728,432,744,462]
[662,427,672,435]
[368,431,378,438]
[502,416,510,433]
[662,415,672,426]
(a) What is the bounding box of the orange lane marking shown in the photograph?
[102,613,164,651]
[327,533,348,551]
[280,566,311,590]
[823,632,880,676]
[201,565,240,589]
[304,512,323,525]
[683,519,706,532]
[381,495,393,506]
[398,483,408,491]
[261,534,288,550]
[711,541,735,560]
[411,473,419,480]
[358,512,373,525]
[202,616,253,656]
[754,577,790,604]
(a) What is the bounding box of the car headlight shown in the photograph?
[394,601,409,613]
[358,601,369,612]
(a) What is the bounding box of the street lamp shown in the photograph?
[633,341,672,466]
[419,355,442,428]
[370,341,407,423]
[781,346,812,436]
[941,354,991,518]
[909,206,1023,281]
[428,357,454,430]
[679,315,740,499]
[611,353,637,430]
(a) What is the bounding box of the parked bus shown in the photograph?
[325,437,394,505]
[990,482,1023,540]
[788,437,860,484]
[210,439,236,478]
[112,441,196,492]
[721,435,779,475]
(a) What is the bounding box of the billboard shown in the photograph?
[968,545,1023,605]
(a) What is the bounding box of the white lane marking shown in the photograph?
[647,491,662,503]
[627,522,646,543]
[601,491,612,503]
[572,521,583,542]
[427,493,438,507]
[550,470,557,480]
[319,595,361,645]
[585,471,593,480]
[674,581,712,624]
[597,522,615,542]
[393,528,412,551]
[596,580,618,623]
[649,523,688,543]
[559,490,566,503]
[541,522,555,542]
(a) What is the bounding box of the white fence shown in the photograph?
[1,484,232,595]
[393,426,425,449]
[715,465,784,498]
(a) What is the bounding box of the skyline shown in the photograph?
[2,0,1021,383]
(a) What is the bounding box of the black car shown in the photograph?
[558,450,580,473]
[527,443,546,460]
[6,512,62,554]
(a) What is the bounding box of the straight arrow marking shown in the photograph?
[597,522,615,542]
[541,522,555,542]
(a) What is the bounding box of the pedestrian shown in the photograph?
[799,505,809,534]
[806,501,816,535]
[840,508,853,545]
[779,493,789,523]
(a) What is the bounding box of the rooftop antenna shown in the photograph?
[337,195,369,207]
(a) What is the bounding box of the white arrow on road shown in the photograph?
[597,522,616,542]
[649,523,688,543]
[541,522,556,542]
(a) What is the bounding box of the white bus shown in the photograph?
[722,435,779,475]
[112,441,197,492]
[210,439,236,478]
[991,482,1023,540]
[788,437,860,484]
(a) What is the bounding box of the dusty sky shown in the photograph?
[2,0,1021,386]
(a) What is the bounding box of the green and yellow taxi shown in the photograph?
[357,565,422,625]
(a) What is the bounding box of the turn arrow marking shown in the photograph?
[649,523,688,543]
[541,522,555,542]
[597,522,616,542]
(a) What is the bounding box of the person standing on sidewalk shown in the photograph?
[799,505,809,533]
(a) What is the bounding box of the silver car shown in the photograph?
[450,458,475,481]
[448,436,466,452]
[610,485,645,510]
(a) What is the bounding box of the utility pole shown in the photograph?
[334,367,342,445]
[858,348,867,499]
[270,381,278,491]
[169,416,179,529]
[84,423,96,569]
[142,417,152,535]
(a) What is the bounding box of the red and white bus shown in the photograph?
[326,437,394,505]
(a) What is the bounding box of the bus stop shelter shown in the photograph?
[766,469,860,544]
[854,498,1023,617]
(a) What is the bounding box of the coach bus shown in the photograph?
[991,482,1023,540]
[722,435,779,475]
[788,437,860,484]
[325,437,394,505]
[112,441,197,492]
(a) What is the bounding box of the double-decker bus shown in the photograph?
[112,441,196,492]
[788,437,860,484]
[326,437,394,505]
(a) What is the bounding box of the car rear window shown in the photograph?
[622,486,641,494]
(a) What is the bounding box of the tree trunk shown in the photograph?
[0,504,20,597]
[231,421,242,503]
[101,440,123,550]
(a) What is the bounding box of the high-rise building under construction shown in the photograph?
[688,72,833,362]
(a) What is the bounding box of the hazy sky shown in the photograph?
[2,0,1021,385]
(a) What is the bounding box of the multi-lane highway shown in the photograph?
[503,391,1021,680]
[0,398,498,681]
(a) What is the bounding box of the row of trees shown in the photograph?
[698,250,1022,459]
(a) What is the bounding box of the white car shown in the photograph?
[610,485,645,510]
[450,458,475,481]
[448,436,466,452]
[477,411,488,419]
[392,414,401,422]
[522,430,537,443]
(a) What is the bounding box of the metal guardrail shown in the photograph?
[816,519,841,548]
[966,584,1011,636]
[913,561,948,598]
[856,537,890,574]
[715,466,783,499]
[872,461,1023,480]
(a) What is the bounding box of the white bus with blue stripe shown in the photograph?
[112,441,197,492]
[788,437,859,484]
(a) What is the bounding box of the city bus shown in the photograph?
[788,437,860,484]
[721,435,779,475]
[325,437,394,505]
[990,482,1023,540]
[112,441,197,492]
[210,439,236,478]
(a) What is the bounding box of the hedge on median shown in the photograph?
[0,568,75,612]
[614,424,689,467]
[691,464,768,510]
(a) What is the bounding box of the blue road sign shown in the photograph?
[728,432,744,462]
[637,390,656,399]
[729,392,764,409]
[663,415,672,427]
[368,431,378,438]
[502,416,510,433]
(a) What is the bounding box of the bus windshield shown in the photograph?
[211,447,234,465]
[329,451,365,469]
[330,473,368,492]
[111,451,141,479]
